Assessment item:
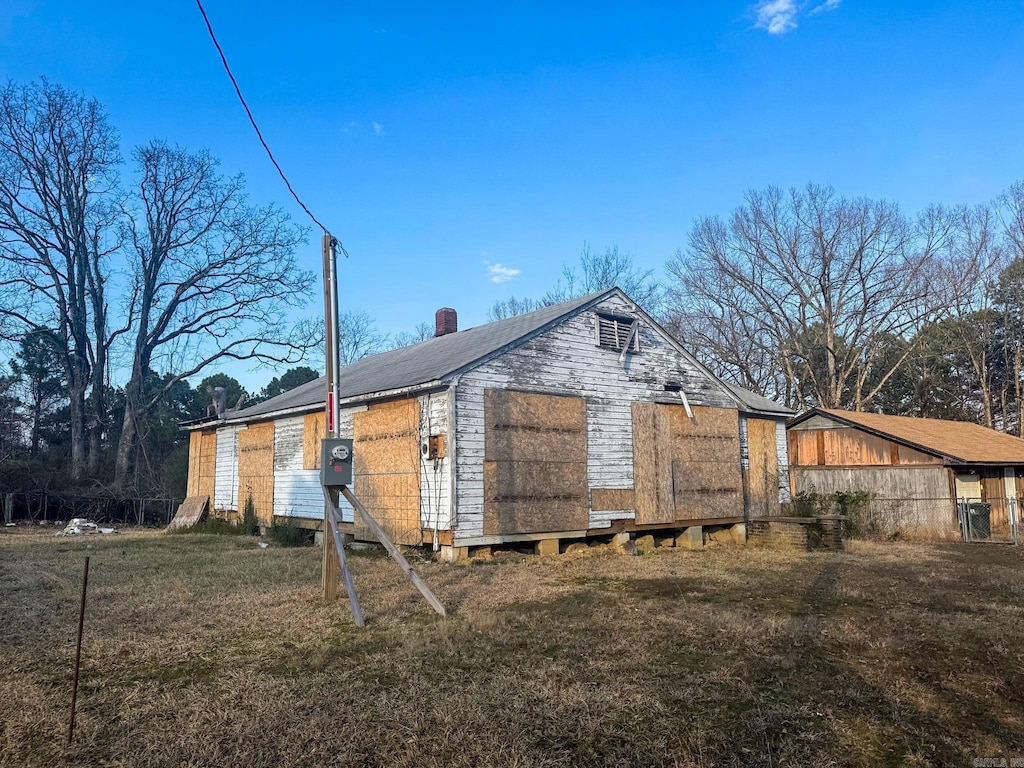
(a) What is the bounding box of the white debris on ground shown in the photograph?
[55,518,118,536]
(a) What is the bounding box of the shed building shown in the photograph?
[787,408,1024,540]
[183,289,792,557]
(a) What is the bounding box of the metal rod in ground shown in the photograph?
[68,555,90,745]
[340,486,447,618]
[321,487,364,627]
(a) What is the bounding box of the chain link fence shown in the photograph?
[957,497,1021,544]
[2,492,182,528]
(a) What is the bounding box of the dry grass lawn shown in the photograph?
[1,527,1023,767]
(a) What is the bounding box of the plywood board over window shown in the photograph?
[352,398,422,545]
[483,390,588,536]
[303,411,326,470]
[187,430,217,502]
[632,402,743,523]
[237,423,275,526]
[745,418,780,517]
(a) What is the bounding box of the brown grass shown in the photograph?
[1,528,1022,767]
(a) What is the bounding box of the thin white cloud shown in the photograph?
[751,0,840,35]
[485,262,520,284]
[754,0,798,34]
[372,122,385,136]
[810,0,841,14]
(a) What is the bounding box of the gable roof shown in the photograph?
[791,408,1024,465]
[208,290,616,424]
[724,382,795,418]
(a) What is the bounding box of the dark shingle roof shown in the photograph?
[724,383,795,417]
[220,290,613,422]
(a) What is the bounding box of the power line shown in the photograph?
[195,0,329,233]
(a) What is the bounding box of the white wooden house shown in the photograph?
[183,289,792,558]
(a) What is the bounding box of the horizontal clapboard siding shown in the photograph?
[454,293,736,541]
[420,391,452,533]
[214,425,241,511]
[776,420,791,503]
[272,413,357,522]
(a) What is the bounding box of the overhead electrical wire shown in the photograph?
[195,0,329,234]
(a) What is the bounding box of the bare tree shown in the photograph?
[337,309,387,364]
[486,243,663,322]
[389,321,434,349]
[0,80,123,480]
[486,296,545,322]
[114,142,314,487]
[668,184,945,410]
[546,243,663,312]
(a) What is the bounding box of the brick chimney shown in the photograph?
[435,307,458,337]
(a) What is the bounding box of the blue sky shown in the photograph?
[3,1,1024,387]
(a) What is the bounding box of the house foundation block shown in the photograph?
[635,534,656,554]
[730,523,747,545]
[535,538,559,557]
[676,526,703,550]
[609,532,631,551]
[438,545,469,563]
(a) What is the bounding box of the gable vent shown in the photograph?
[595,313,640,353]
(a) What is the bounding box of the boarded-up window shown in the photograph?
[352,399,422,545]
[303,412,326,470]
[214,425,240,511]
[633,402,743,523]
[186,430,218,500]
[744,418,780,517]
[595,313,640,353]
[483,390,588,536]
[238,423,275,525]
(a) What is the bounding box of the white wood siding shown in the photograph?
[419,391,452,537]
[776,420,791,503]
[213,424,241,511]
[453,293,736,541]
[270,411,358,523]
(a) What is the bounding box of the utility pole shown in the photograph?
[321,233,347,607]
[318,232,444,623]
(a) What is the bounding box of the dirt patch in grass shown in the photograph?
[1,529,1022,767]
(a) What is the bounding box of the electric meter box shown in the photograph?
[320,438,354,487]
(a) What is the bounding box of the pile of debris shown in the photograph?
[55,518,118,536]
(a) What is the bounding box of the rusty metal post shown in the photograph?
[68,556,90,745]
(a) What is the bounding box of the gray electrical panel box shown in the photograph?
[320,438,353,487]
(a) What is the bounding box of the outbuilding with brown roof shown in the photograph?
[787,408,1024,542]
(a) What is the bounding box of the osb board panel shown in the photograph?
[483,390,588,536]
[353,397,421,545]
[187,431,202,497]
[484,460,587,499]
[238,423,275,525]
[591,488,636,511]
[484,425,587,463]
[632,401,674,524]
[303,412,326,470]
[745,418,781,517]
[672,460,737,492]
[485,500,588,535]
[666,404,743,521]
[197,431,217,503]
[674,489,744,519]
[485,389,585,431]
[168,495,208,531]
